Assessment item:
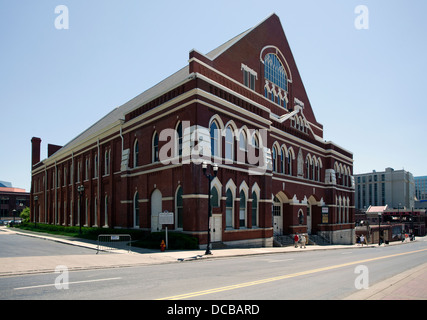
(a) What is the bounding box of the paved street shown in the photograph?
[0,226,426,303]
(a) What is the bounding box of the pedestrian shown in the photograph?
[294,234,299,248]
[299,234,306,249]
[356,235,360,246]
[360,234,365,247]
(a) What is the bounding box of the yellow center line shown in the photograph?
[157,248,427,300]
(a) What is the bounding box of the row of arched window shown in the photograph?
[209,117,262,164]
[131,181,261,230]
[132,122,183,168]
[33,150,112,193]
[291,115,308,134]
[211,180,260,229]
[334,162,352,187]
[336,195,351,224]
[271,143,323,182]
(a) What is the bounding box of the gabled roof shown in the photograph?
[45,66,190,161]
[205,13,277,60]
[206,28,253,60]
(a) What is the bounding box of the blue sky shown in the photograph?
[1,0,426,192]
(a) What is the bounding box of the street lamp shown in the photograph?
[77,185,85,234]
[378,212,382,246]
[202,161,218,255]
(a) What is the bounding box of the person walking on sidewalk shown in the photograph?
[299,234,306,249]
[294,234,299,248]
[360,234,365,246]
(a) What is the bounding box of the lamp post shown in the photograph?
[77,185,85,235]
[202,161,218,255]
[378,212,382,246]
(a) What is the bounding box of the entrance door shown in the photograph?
[272,197,283,235]
[210,214,222,242]
[151,189,162,232]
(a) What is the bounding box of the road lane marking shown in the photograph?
[14,277,122,290]
[157,248,427,300]
[266,258,294,263]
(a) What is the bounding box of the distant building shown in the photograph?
[355,168,415,210]
[415,176,427,209]
[0,183,30,219]
[0,181,13,188]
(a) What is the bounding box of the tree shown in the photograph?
[20,207,30,222]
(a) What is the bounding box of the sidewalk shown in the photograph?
[1,226,426,300]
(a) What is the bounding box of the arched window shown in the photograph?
[252,133,259,149]
[85,158,89,181]
[134,192,139,227]
[225,125,234,162]
[93,154,98,178]
[237,130,247,163]
[211,186,220,208]
[239,190,246,227]
[264,54,288,92]
[287,150,292,175]
[272,146,277,172]
[226,189,233,229]
[134,140,139,167]
[152,132,159,162]
[252,191,258,228]
[175,187,183,229]
[176,122,183,157]
[210,121,219,157]
[104,150,110,175]
[298,210,304,225]
[280,148,285,174]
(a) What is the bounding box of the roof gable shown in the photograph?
[193,13,322,137]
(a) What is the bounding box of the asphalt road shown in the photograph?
[0,232,95,258]
[0,233,426,301]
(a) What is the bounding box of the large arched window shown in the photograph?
[272,145,277,172]
[287,149,293,175]
[265,53,288,92]
[211,186,220,208]
[226,189,233,229]
[280,148,285,174]
[252,191,258,228]
[225,125,234,162]
[104,150,110,175]
[210,121,219,157]
[152,132,159,162]
[176,122,183,157]
[239,190,246,227]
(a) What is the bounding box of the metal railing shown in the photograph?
[97,234,132,254]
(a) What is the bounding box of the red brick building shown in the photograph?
[30,14,355,247]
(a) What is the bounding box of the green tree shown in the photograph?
[20,207,30,222]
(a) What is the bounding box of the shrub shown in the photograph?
[14,223,198,249]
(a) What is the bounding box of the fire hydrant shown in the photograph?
[160,240,166,252]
